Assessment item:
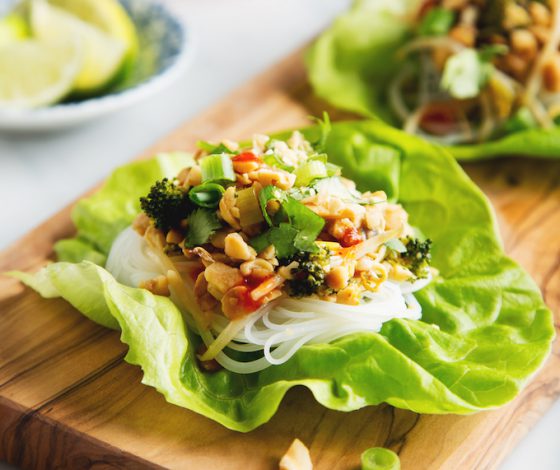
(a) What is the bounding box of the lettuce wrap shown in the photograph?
[306,0,560,161]
[13,120,554,431]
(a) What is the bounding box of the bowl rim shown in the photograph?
[0,0,194,128]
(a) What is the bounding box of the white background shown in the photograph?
[0,1,558,469]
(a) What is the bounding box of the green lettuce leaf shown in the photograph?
[306,0,560,161]
[56,152,194,261]
[13,121,554,432]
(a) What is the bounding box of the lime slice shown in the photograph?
[31,0,126,94]
[0,39,81,109]
[48,0,138,60]
[0,13,30,46]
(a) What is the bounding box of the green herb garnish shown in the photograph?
[184,209,222,248]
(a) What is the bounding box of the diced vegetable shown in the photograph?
[188,183,225,209]
[200,154,236,183]
[237,186,264,228]
[295,160,328,186]
[263,152,295,172]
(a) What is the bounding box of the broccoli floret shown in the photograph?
[400,237,432,279]
[139,178,190,231]
[283,247,330,298]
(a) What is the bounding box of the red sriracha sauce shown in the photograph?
[340,227,364,247]
[232,152,261,163]
[239,274,270,313]
[419,103,461,136]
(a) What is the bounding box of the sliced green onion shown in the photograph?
[418,7,455,37]
[200,154,236,183]
[237,186,264,228]
[197,141,236,155]
[188,183,225,208]
[263,153,294,172]
[295,160,328,187]
[308,153,328,163]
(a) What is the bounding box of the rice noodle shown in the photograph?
[107,226,431,374]
[524,0,560,128]
[397,36,464,60]
[389,64,415,122]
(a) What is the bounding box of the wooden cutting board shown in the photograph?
[1,51,559,470]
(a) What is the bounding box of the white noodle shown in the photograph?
[107,227,431,374]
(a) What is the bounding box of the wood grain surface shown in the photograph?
[0,51,559,470]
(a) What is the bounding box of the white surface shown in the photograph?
[0,1,558,469]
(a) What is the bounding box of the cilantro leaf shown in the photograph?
[251,186,325,258]
[196,140,237,155]
[418,7,455,37]
[184,209,222,248]
[258,185,287,226]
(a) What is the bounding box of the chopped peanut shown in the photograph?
[139,275,170,297]
[240,259,275,279]
[210,229,231,249]
[449,25,476,47]
[328,218,355,240]
[177,165,202,188]
[248,168,296,190]
[356,255,375,272]
[204,262,243,299]
[278,261,299,280]
[529,2,551,27]
[388,262,414,282]
[132,213,151,236]
[503,3,531,30]
[166,229,184,245]
[365,206,386,232]
[543,54,560,93]
[258,245,275,259]
[501,53,529,80]
[510,29,538,60]
[337,284,361,305]
[224,233,257,261]
[529,24,550,45]
[221,286,251,319]
[279,439,313,470]
[233,159,261,174]
[326,266,350,291]
[194,272,219,312]
[144,225,166,250]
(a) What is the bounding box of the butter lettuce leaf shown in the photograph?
[14,121,554,431]
[306,0,560,161]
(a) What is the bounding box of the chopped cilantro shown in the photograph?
[184,209,222,248]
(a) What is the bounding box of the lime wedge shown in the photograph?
[0,13,30,46]
[49,0,138,60]
[31,0,126,94]
[0,39,81,109]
